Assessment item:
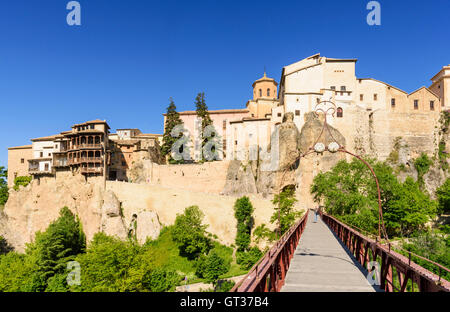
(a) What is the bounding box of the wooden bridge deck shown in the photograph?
[281,210,382,292]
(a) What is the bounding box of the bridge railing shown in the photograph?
[230,212,308,292]
[320,211,450,292]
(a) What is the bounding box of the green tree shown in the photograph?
[25,207,86,291]
[271,186,302,235]
[171,206,212,259]
[236,246,263,270]
[0,166,8,206]
[311,158,437,237]
[74,233,140,292]
[384,177,437,236]
[161,98,190,164]
[414,153,433,189]
[0,252,37,292]
[234,196,254,252]
[195,92,221,161]
[195,249,230,284]
[436,178,450,214]
[142,267,181,292]
[401,230,450,281]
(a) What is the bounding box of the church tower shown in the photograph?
[252,71,278,100]
[247,71,279,118]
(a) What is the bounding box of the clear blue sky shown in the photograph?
[0,0,449,167]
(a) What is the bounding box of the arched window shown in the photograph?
[267,88,270,97]
[259,89,262,97]
[337,107,343,118]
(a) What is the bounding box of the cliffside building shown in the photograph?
[7,120,162,185]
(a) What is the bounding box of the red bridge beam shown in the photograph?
[231,212,308,292]
[320,212,450,292]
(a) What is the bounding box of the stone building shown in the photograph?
[7,120,162,184]
[7,145,32,187]
[172,53,446,166]
[7,54,449,197]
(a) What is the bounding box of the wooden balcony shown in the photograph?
[29,168,53,175]
[80,157,103,163]
[68,144,102,151]
[78,144,102,149]
[53,162,69,168]
[81,167,103,174]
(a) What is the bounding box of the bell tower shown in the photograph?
[252,71,278,100]
[247,71,279,119]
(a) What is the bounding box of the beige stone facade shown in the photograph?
[7,53,449,208]
[7,121,163,185]
[7,145,32,187]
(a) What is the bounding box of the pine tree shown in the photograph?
[195,92,221,161]
[161,98,190,164]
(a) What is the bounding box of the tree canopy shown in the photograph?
[161,98,190,164]
[311,158,437,237]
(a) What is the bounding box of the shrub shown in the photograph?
[13,176,32,191]
[436,178,450,214]
[311,158,437,237]
[271,186,302,235]
[234,196,254,252]
[236,246,263,270]
[215,279,235,292]
[195,249,230,283]
[143,267,181,292]
[171,206,212,259]
[23,207,86,291]
[414,153,433,188]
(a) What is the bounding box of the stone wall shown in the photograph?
[106,181,278,247]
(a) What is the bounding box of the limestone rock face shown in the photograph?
[296,112,347,208]
[1,172,104,252]
[128,156,153,184]
[102,190,121,217]
[278,112,302,171]
[222,160,258,196]
[101,190,128,240]
[136,211,161,244]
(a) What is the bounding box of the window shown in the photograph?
[122,161,126,166]
[414,100,419,110]
[90,124,95,129]
[40,152,43,158]
[391,98,396,108]
[295,110,300,116]
[316,98,320,104]
[21,158,24,164]
[277,113,282,117]
[340,86,346,91]
[430,101,435,111]
[337,107,343,118]
[330,86,336,91]
[360,94,364,101]
[373,94,377,101]
[259,89,262,97]
[267,88,270,97]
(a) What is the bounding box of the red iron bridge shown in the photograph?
[231,210,450,292]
